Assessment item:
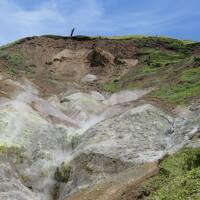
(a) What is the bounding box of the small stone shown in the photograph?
[81,74,97,82]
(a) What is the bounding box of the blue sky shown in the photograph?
[0,0,200,45]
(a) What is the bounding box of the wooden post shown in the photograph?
[70,28,75,37]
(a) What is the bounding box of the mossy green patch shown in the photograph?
[20,174,31,184]
[0,50,24,66]
[101,77,138,92]
[143,147,200,200]
[0,145,27,164]
[142,65,160,74]
[140,48,185,66]
[102,80,122,92]
[0,145,21,155]
[181,40,197,45]
[51,183,60,200]
[0,49,24,76]
[54,162,71,183]
[181,68,200,82]
[8,68,17,75]
[105,35,150,40]
[47,79,60,85]
[0,50,10,59]
[194,57,200,63]
[134,37,188,52]
[0,145,32,188]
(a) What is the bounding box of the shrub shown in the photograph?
[8,68,17,75]
[0,50,9,59]
[54,162,71,183]
[194,57,200,63]
[153,63,162,68]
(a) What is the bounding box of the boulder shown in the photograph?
[75,104,173,163]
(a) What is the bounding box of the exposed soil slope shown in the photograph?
[0,36,138,95]
[0,35,199,104]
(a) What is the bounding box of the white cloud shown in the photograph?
[0,0,63,44]
[0,0,104,44]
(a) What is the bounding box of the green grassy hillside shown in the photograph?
[143,148,200,200]
[101,36,200,104]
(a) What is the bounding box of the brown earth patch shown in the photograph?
[67,162,158,200]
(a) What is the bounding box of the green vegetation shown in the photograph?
[0,50,24,66]
[0,35,199,104]
[102,80,138,92]
[105,35,151,40]
[102,48,186,93]
[142,66,160,74]
[114,36,187,50]
[71,135,80,149]
[47,79,60,85]
[8,68,17,75]
[104,35,194,42]
[182,40,197,45]
[0,37,29,49]
[51,183,60,200]
[20,175,31,184]
[103,63,200,104]
[102,42,200,104]
[8,53,24,66]
[143,147,200,200]
[139,48,185,65]
[194,56,200,63]
[0,145,20,155]
[102,79,122,92]
[25,64,37,76]
[0,145,27,165]
[181,67,200,82]
[0,49,24,75]
[152,67,200,104]
[94,36,196,55]
[0,50,10,59]
[42,35,67,40]
[0,145,33,189]
[54,162,71,183]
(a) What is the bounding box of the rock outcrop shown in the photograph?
[0,77,199,200]
[87,48,115,67]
